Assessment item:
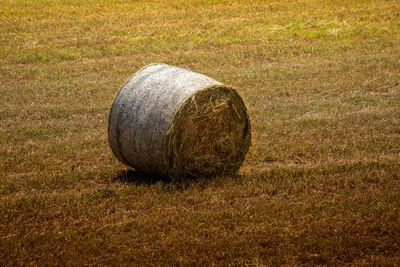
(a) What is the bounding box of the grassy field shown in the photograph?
[1,0,400,265]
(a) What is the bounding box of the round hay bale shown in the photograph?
[108,64,251,179]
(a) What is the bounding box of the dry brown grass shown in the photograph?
[1,0,400,265]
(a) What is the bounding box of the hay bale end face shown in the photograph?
[108,64,251,178]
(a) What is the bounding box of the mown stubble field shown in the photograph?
[1,0,400,265]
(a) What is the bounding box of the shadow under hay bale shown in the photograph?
[108,64,251,179]
[112,169,245,191]
[112,169,167,186]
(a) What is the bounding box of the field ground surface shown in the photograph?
[1,0,400,265]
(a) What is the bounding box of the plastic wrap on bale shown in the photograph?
[108,64,251,179]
